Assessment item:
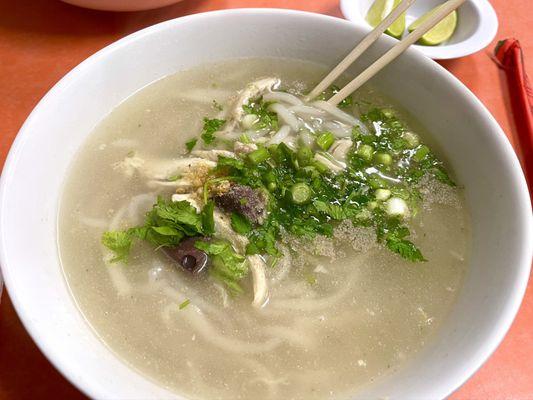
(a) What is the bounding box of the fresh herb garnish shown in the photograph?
[102,197,214,261]
[185,138,197,152]
[230,212,252,235]
[195,240,248,294]
[201,118,226,145]
[243,97,279,131]
[179,299,191,309]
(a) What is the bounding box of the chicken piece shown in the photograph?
[218,77,280,136]
[234,141,258,155]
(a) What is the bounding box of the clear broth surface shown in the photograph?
[59,58,469,400]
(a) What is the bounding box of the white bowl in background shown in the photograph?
[60,0,184,12]
[340,0,498,59]
[0,9,531,400]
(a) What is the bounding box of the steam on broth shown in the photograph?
[59,58,469,400]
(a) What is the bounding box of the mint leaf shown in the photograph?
[386,237,426,262]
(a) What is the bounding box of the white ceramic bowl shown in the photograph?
[60,0,184,12]
[340,0,498,59]
[0,9,531,400]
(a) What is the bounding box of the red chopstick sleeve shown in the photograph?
[494,38,533,198]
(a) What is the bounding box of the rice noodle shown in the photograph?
[268,103,300,131]
[268,125,291,145]
[182,305,284,354]
[248,255,269,308]
[323,121,352,138]
[289,104,327,117]
[106,263,133,295]
[78,215,108,229]
[191,149,236,161]
[127,192,157,224]
[311,100,359,126]
[263,91,303,106]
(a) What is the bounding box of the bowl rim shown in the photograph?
[0,8,531,400]
[339,0,499,59]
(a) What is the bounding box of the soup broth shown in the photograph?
[59,58,469,400]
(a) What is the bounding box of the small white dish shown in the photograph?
[340,0,498,59]
[60,0,185,12]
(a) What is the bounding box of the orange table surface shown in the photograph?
[0,0,531,399]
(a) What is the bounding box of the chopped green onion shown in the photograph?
[402,131,419,148]
[290,182,312,204]
[367,201,378,210]
[179,299,191,310]
[413,145,430,162]
[375,188,391,201]
[368,175,388,189]
[239,133,251,144]
[356,144,374,162]
[248,147,270,164]
[167,174,181,182]
[385,197,409,218]
[374,152,393,166]
[241,114,259,130]
[316,132,335,151]
[297,146,313,167]
[382,108,395,118]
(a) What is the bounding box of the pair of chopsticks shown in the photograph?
[306,0,466,105]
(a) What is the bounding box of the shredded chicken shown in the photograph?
[218,77,280,136]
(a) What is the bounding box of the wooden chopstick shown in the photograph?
[327,0,466,106]
[306,0,415,102]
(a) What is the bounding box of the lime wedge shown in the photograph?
[366,0,406,39]
[408,5,458,46]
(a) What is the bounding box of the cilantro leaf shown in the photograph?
[243,98,278,131]
[231,212,252,235]
[102,231,133,263]
[185,138,197,152]
[201,118,225,145]
[195,240,248,294]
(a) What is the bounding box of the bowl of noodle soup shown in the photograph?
[0,9,531,400]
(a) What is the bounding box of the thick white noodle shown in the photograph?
[289,104,327,117]
[330,139,354,162]
[323,120,353,138]
[191,149,236,161]
[248,255,269,308]
[263,91,303,106]
[268,125,291,145]
[268,103,300,131]
[311,100,359,126]
[314,153,346,173]
[182,305,284,354]
[126,192,158,224]
[78,215,108,229]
